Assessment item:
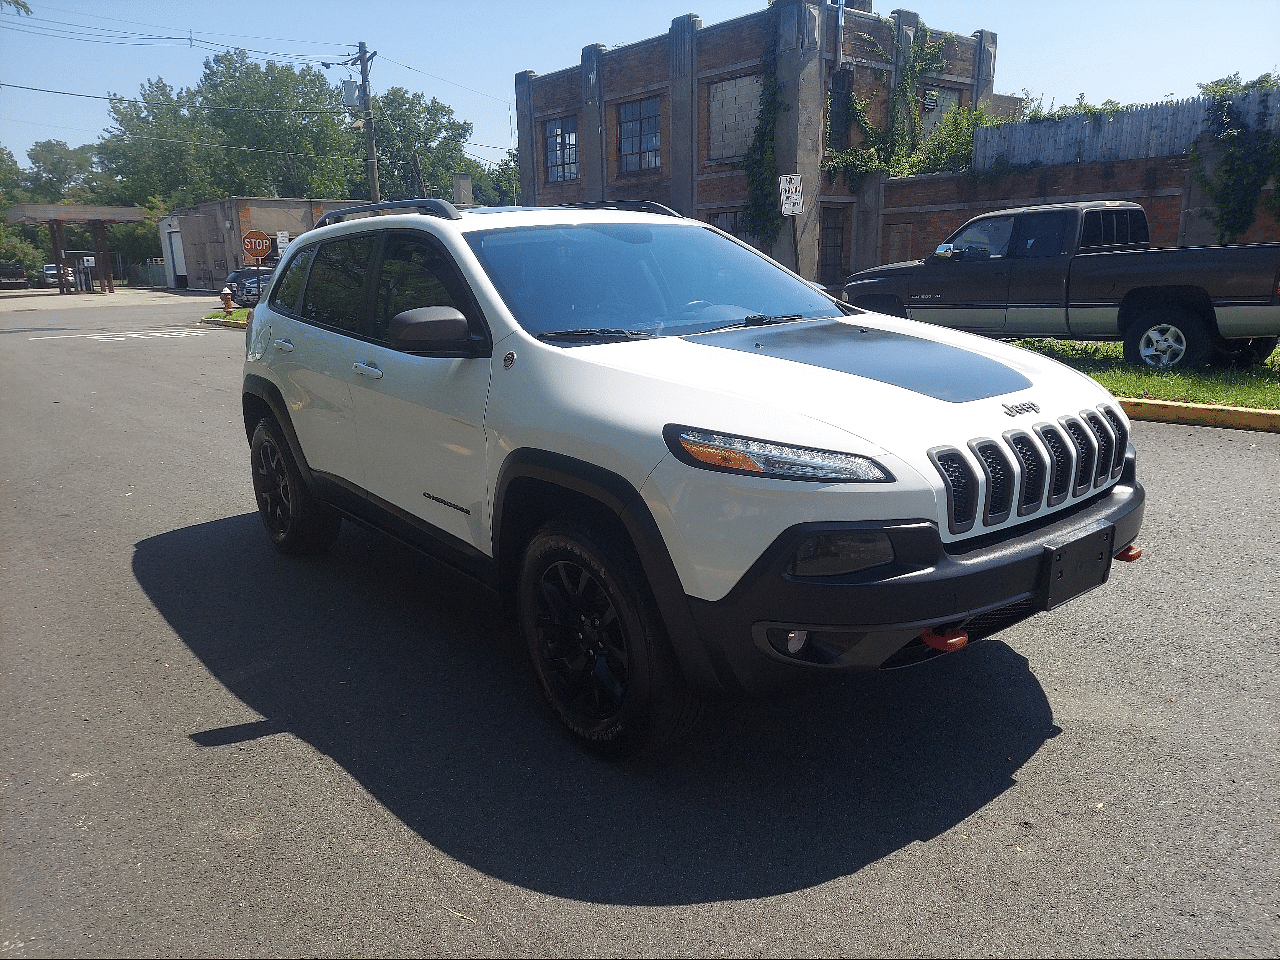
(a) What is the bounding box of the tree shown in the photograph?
[366,87,472,202]
[97,79,220,208]
[97,51,359,209]
[21,140,99,203]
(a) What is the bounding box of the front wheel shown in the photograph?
[517,519,701,758]
[1122,307,1213,369]
[250,417,342,555]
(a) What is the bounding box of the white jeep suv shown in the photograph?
[242,199,1144,757]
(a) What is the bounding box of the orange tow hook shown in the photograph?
[1115,545,1143,562]
[920,626,969,652]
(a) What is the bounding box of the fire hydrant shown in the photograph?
[220,286,233,316]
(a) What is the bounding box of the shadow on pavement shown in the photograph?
[133,514,1056,906]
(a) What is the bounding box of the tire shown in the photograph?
[517,518,701,759]
[249,417,342,555]
[1212,335,1278,368]
[1122,307,1214,369]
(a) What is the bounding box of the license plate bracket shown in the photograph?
[1042,524,1115,610]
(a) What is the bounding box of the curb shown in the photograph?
[1119,398,1280,433]
[204,316,247,329]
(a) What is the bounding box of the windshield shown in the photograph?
[465,222,842,340]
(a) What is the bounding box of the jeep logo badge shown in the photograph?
[1003,401,1040,417]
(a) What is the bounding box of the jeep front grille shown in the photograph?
[931,405,1127,537]
[1005,431,1046,516]
[969,439,1014,525]
[1099,405,1128,478]
[928,448,978,534]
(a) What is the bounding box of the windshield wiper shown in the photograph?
[536,328,655,342]
[697,314,807,335]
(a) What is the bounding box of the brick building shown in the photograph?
[515,0,1006,284]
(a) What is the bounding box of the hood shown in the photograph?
[556,315,1114,457]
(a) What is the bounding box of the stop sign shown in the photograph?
[242,230,273,259]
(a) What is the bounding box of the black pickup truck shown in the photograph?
[836,200,1280,368]
[0,262,30,290]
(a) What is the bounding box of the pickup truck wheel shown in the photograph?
[517,519,700,759]
[1213,335,1278,368]
[250,417,342,555]
[1123,309,1213,368]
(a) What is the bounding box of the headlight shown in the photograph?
[789,530,895,577]
[664,425,893,482]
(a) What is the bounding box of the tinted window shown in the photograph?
[1013,212,1070,259]
[1080,209,1149,250]
[950,216,1013,260]
[372,234,471,342]
[298,235,375,333]
[269,247,314,314]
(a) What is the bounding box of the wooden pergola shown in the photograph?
[5,204,146,294]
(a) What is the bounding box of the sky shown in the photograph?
[1,0,1277,172]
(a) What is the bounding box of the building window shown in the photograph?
[619,96,661,173]
[819,207,848,287]
[545,116,578,183]
[708,75,763,161]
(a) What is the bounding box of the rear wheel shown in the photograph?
[1122,307,1213,369]
[250,417,342,555]
[517,519,700,758]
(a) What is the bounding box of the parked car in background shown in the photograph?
[224,267,273,304]
[235,273,270,307]
[0,263,30,289]
[835,201,1280,368]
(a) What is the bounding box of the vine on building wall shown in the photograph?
[1189,72,1279,243]
[739,9,784,250]
[822,22,948,189]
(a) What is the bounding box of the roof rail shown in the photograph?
[552,200,684,219]
[315,198,463,228]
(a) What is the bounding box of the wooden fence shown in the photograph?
[972,91,1279,170]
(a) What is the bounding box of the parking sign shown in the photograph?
[778,175,803,216]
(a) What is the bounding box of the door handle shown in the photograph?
[352,361,383,379]
[272,339,294,352]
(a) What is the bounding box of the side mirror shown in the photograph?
[387,306,470,350]
[933,243,956,259]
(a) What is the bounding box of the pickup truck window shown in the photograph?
[1081,209,1150,250]
[1012,212,1070,259]
[949,216,1013,260]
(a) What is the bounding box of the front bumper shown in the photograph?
[684,458,1144,696]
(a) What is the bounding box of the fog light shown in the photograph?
[790,531,894,577]
[785,630,807,654]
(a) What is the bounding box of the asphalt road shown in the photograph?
[2,288,1276,958]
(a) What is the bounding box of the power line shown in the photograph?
[0,81,347,116]
[379,54,511,105]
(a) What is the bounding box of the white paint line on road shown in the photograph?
[28,329,210,341]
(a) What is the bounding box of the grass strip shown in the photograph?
[1014,339,1280,410]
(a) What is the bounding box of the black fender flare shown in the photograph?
[242,374,317,486]
[492,448,726,696]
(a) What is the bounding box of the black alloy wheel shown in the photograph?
[517,519,700,758]
[249,417,342,555]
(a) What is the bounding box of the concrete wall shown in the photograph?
[159,197,355,291]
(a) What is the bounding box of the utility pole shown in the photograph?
[358,41,380,202]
